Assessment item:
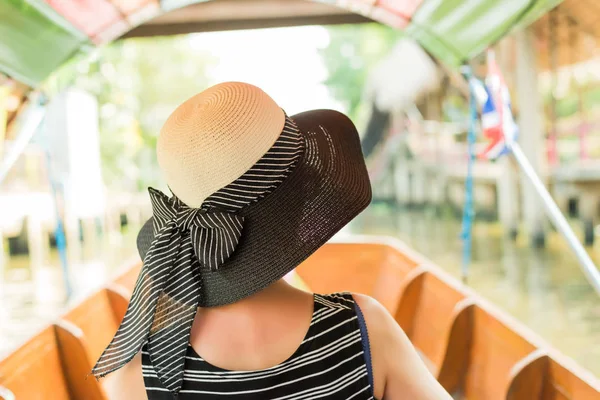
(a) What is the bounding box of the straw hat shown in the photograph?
[141,81,371,305]
[94,82,371,393]
[157,82,286,208]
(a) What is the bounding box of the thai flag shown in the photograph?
[479,49,518,160]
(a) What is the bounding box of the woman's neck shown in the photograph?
[189,279,314,370]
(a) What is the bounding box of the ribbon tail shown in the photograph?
[92,224,179,378]
[147,245,202,393]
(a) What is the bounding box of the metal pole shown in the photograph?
[460,67,478,282]
[508,141,600,295]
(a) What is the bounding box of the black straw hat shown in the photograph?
[93,82,371,394]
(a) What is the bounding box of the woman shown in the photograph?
[94,82,452,399]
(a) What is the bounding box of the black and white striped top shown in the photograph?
[141,293,374,399]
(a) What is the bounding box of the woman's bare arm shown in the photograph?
[353,294,453,400]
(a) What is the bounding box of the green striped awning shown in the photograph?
[0,0,562,87]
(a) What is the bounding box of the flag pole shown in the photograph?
[507,141,600,295]
[460,66,478,282]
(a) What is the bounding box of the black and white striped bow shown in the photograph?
[92,187,245,394]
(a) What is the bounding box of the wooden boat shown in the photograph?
[0,236,599,399]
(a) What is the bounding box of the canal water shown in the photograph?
[0,224,142,359]
[1,204,599,377]
[356,203,600,376]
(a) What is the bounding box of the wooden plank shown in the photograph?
[62,289,124,364]
[54,321,107,400]
[394,267,425,336]
[408,272,466,372]
[106,284,131,321]
[0,326,71,399]
[507,349,549,400]
[437,299,475,394]
[295,242,391,296]
[123,13,371,37]
[372,246,421,314]
[395,270,469,391]
[462,306,538,400]
[123,0,371,38]
[542,358,600,400]
[61,288,145,400]
[113,262,142,294]
[296,241,421,315]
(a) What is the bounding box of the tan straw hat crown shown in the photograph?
[157,81,285,208]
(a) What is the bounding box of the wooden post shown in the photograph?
[0,226,5,274]
[64,212,81,260]
[497,158,519,239]
[81,218,97,247]
[25,214,44,272]
[393,145,411,207]
[410,163,427,207]
[515,28,547,247]
[496,39,519,239]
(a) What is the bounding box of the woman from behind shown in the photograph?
[93,82,452,400]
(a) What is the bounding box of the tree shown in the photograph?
[45,36,215,191]
[319,23,400,127]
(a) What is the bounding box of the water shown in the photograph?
[0,224,142,358]
[353,203,600,376]
[1,205,598,378]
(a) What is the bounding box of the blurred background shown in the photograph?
[0,0,599,379]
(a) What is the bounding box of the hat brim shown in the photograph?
[136,109,372,307]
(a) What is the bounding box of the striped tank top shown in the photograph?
[141,292,374,399]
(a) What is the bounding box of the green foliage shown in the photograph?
[45,36,215,191]
[319,23,400,126]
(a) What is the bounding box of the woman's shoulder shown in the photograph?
[351,293,398,343]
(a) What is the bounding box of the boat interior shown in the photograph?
[0,236,598,399]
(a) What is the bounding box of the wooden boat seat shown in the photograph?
[460,306,539,400]
[394,271,473,393]
[113,262,142,294]
[0,324,106,399]
[63,286,129,365]
[540,357,600,399]
[502,348,600,399]
[62,286,145,400]
[295,242,420,314]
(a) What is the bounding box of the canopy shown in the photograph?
[0,0,564,88]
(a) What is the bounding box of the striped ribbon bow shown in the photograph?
[92,187,245,394]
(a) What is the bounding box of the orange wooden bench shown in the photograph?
[394,270,473,393]
[538,356,600,399]
[456,305,541,400]
[113,262,142,295]
[62,286,145,400]
[62,286,129,364]
[0,324,105,399]
[295,241,420,314]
